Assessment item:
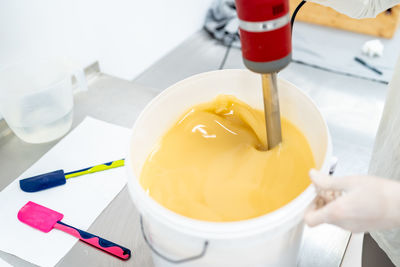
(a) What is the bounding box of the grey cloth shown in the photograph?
[204,0,240,47]
[204,0,400,83]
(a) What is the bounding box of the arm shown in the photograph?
[307,0,400,19]
[305,170,400,233]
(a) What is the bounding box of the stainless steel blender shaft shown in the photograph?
[262,73,282,150]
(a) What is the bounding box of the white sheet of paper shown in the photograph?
[0,117,131,267]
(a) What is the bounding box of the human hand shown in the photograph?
[305,170,400,233]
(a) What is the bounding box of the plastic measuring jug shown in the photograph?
[0,58,87,143]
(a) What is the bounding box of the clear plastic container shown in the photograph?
[0,58,87,143]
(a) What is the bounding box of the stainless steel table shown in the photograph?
[0,31,387,266]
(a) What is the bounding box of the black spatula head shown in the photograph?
[19,170,66,192]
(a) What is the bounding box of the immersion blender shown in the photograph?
[235,0,292,150]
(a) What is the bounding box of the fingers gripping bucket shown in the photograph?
[127,69,332,267]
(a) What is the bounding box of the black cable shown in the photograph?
[292,59,388,84]
[219,38,234,70]
[291,0,307,31]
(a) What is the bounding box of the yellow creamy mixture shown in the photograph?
[140,95,315,222]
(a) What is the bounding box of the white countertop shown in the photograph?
[0,30,389,266]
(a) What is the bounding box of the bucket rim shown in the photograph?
[126,69,332,239]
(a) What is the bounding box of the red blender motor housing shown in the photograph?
[236,0,292,74]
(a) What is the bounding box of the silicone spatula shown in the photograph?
[17,201,131,260]
[19,159,125,192]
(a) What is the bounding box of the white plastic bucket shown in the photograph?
[126,69,333,267]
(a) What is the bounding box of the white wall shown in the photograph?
[0,0,213,80]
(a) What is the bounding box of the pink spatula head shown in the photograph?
[18,201,63,233]
[17,201,131,260]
